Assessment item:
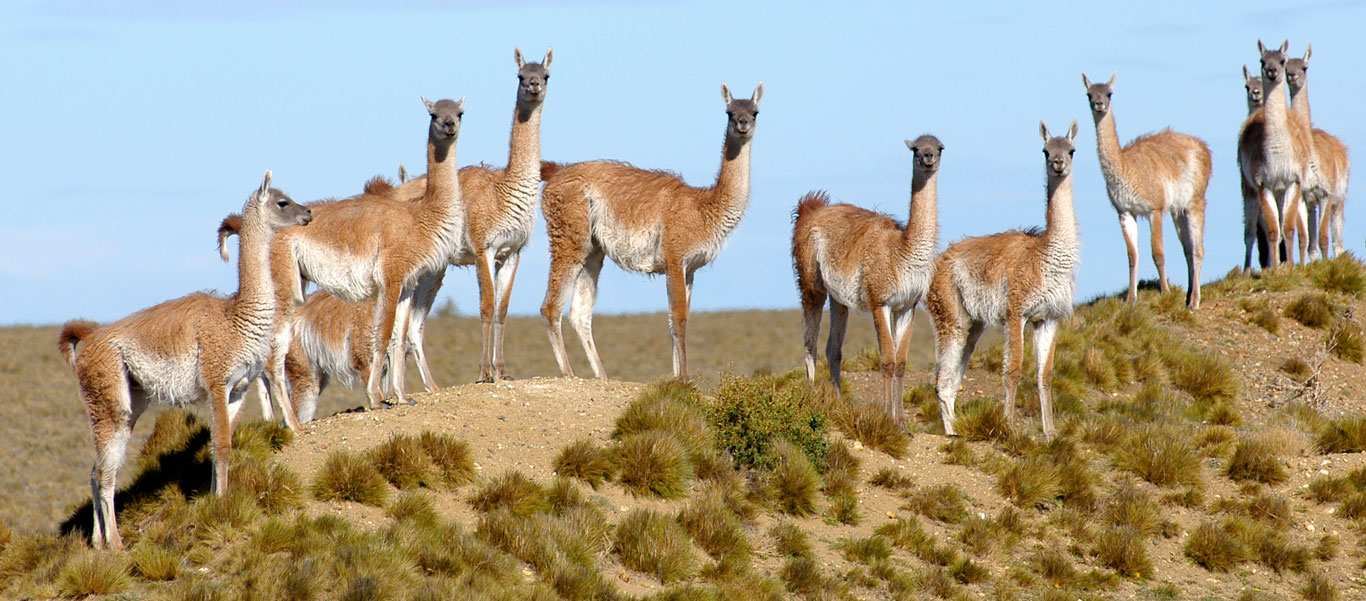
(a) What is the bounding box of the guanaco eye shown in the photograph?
[276,200,288,208]
[1069,150,1075,157]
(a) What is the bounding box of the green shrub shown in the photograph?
[709,374,829,470]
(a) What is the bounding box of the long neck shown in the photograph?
[504,101,543,185]
[703,133,751,226]
[1043,174,1078,257]
[1093,111,1124,177]
[1289,82,1311,123]
[903,169,937,252]
[422,135,458,208]
[1263,76,1291,130]
[232,218,275,324]
[1247,99,1260,116]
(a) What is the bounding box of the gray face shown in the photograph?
[1081,73,1115,115]
[1258,40,1289,84]
[423,98,464,141]
[905,134,943,174]
[262,188,313,229]
[1039,122,1078,178]
[722,83,762,141]
[1245,75,1264,107]
[514,48,552,106]
[1284,57,1307,91]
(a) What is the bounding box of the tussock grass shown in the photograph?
[1315,415,1366,453]
[677,488,751,567]
[312,450,389,507]
[230,459,303,514]
[779,556,830,597]
[1165,351,1239,406]
[1101,481,1159,536]
[1195,425,1237,458]
[1285,293,1339,329]
[940,439,976,466]
[1114,425,1202,487]
[767,441,820,516]
[614,509,696,583]
[868,467,915,491]
[1301,570,1340,601]
[997,455,1061,508]
[1093,526,1152,578]
[1314,533,1339,561]
[1282,357,1313,380]
[469,471,549,516]
[955,398,1011,442]
[416,431,475,487]
[57,550,130,596]
[1307,476,1354,503]
[903,484,968,524]
[709,374,829,471]
[388,491,439,526]
[830,400,909,458]
[769,521,811,559]
[615,387,713,455]
[368,434,439,490]
[546,476,587,514]
[1031,545,1076,586]
[1328,319,1363,363]
[948,555,989,584]
[1308,254,1366,297]
[1185,520,1249,571]
[1226,436,1288,485]
[614,431,694,499]
[129,541,178,581]
[876,516,954,566]
[1240,297,1281,334]
[1338,491,1366,519]
[835,535,892,564]
[553,439,615,489]
[907,384,941,431]
[232,419,294,461]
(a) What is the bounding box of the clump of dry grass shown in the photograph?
[1226,436,1288,485]
[903,484,968,524]
[830,400,909,459]
[1328,319,1363,363]
[955,398,1011,442]
[1308,254,1366,297]
[614,509,696,583]
[312,450,389,507]
[469,471,549,516]
[614,431,694,499]
[939,439,975,466]
[615,387,713,455]
[368,433,439,490]
[1185,520,1247,571]
[767,441,820,516]
[553,439,615,489]
[388,490,439,526]
[1030,545,1076,586]
[1285,293,1339,329]
[1240,297,1281,334]
[948,555,989,584]
[1307,475,1354,503]
[835,535,892,564]
[1093,526,1152,578]
[230,458,303,514]
[997,455,1062,508]
[128,541,178,581]
[1314,533,1339,561]
[868,467,914,492]
[417,431,475,487]
[1301,570,1340,601]
[1113,425,1202,487]
[1315,415,1366,453]
[56,550,130,596]
[1281,357,1313,381]
[677,487,751,568]
[1101,481,1159,536]
[1166,351,1239,407]
[769,521,811,559]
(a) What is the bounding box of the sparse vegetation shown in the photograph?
[1226,436,1288,485]
[1240,297,1281,334]
[1285,293,1339,329]
[1114,425,1202,487]
[312,450,389,507]
[903,484,968,524]
[767,441,820,516]
[955,398,1011,442]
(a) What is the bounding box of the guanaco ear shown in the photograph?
[905,139,917,153]
[258,170,273,195]
[1257,39,1267,54]
[1067,120,1079,141]
[1243,65,1252,85]
[514,48,525,69]
[1081,73,1091,89]
[454,97,465,113]
[1039,121,1050,143]
[1303,44,1311,65]
[1106,73,1116,88]
[543,48,554,70]
[421,96,436,115]
[751,82,764,106]
[1278,39,1288,54]
[721,83,733,105]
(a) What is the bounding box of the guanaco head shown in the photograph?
[1242,65,1264,109]
[1039,121,1078,179]
[422,97,464,143]
[1284,44,1311,93]
[904,135,943,175]
[721,82,762,142]
[1257,39,1289,85]
[514,48,552,108]
[247,171,312,230]
[1080,73,1116,118]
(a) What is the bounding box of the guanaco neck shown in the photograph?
[1092,110,1126,183]
[1288,80,1312,123]
[704,133,751,231]
[1262,75,1292,138]
[901,168,937,261]
[232,215,275,328]
[421,134,458,212]
[503,100,543,192]
[1042,173,1079,270]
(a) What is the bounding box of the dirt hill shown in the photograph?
[2,258,1366,600]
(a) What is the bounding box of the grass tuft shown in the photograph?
[1285,293,1339,329]
[1094,526,1152,578]
[230,459,303,514]
[903,484,968,524]
[129,541,179,581]
[1166,351,1239,406]
[553,439,615,489]
[614,430,694,499]
[1226,436,1288,485]
[1301,570,1340,601]
[57,550,130,596]
[1114,425,1202,487]
[955,398,1011,442]
[868,467,914,491]
[311,450,389,507]
[1308,254,1366,297]
[367,434,438,490]
[831,401,909,458]
[1240,297,1281,334]
[1281,357,1313,381]
[835,535,892,564]
[388,490,439,526]
[614,509,696,583]
[1185,520,1250,571]
[469,471,549,516]
[677,488,751,567]
[1102,481,1160,536]
[1328,318,1363,363]
[1314,415,1366,453]
[417,431,475,487]
[997,455,1061,508]
[767,441,820,516]
[769,521,811,559]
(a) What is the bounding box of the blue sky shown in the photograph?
[1,0,1362,325]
